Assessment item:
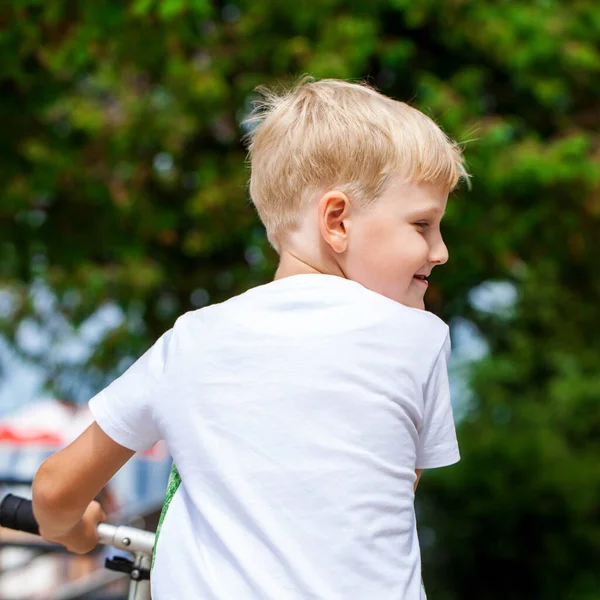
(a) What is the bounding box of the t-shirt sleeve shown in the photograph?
[88,329,172,452]
[416,333,460,469]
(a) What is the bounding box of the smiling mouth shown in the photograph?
[413,275,429,286]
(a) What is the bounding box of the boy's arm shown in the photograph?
[32,422,134,552]
[414,469,422,492]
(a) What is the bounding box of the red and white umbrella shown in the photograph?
[0,398,169,457]
[0,399,93,450]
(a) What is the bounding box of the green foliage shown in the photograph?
[1,1,599,597]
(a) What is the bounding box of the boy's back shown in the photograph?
[89,274,459,599]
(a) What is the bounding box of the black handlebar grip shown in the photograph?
[0,494,40,535]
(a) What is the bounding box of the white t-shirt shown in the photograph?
[89,274,459,600]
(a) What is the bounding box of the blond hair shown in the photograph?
[245,77,468,250]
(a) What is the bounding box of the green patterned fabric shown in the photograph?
[152,463,182,570]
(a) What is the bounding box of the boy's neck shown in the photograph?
[273,250,345,281]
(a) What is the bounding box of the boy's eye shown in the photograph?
[414,221,429,230]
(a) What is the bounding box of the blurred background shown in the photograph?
[1,1,599,598]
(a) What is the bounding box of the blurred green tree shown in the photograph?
[1,1,599,597]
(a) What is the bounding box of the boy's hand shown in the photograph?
[41,501,107,555]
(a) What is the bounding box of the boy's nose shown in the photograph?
[430,239,449,266]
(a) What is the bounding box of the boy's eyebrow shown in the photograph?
[411,206,446,217]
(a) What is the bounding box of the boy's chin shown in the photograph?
[402,294,425,310]
[374,285,425,310]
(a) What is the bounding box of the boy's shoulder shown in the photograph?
[172,275,449,349]
[309,275,450,343]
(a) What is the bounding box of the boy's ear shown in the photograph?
[318,190,351,254]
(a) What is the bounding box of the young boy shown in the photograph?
[32,78,467,599]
